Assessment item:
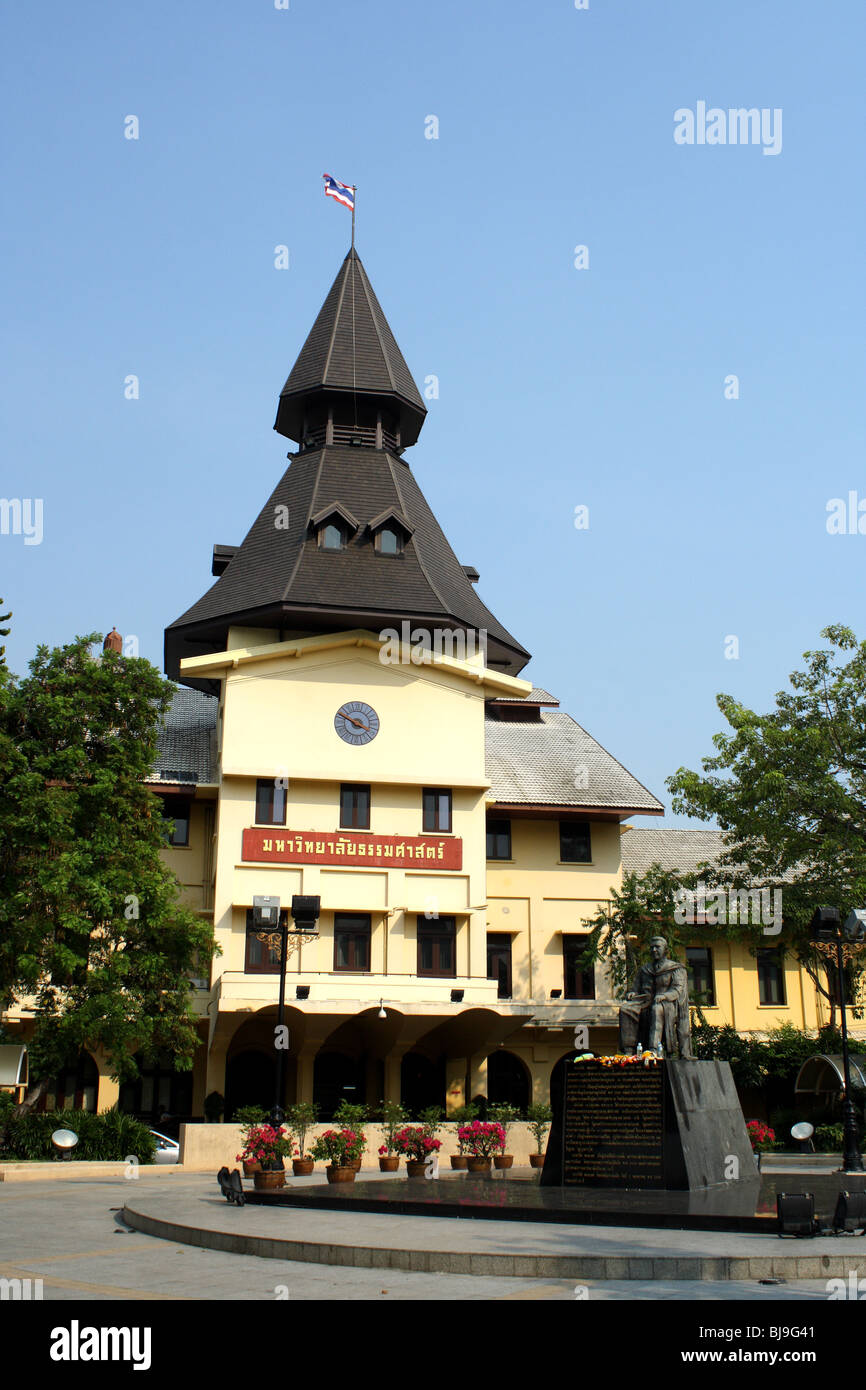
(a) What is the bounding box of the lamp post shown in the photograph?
[252,893,320,1131]
[809,906,865,1173]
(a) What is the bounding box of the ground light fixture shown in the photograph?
[776,1192,817,1237]
[808,905,866,1172]
[832,1190,866,1234]
[790,1121,815,1152]
[51,1129,79,1161]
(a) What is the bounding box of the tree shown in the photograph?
[0,633,215,1105]
[667,624,866,1017]
[579,864,698,1000]
[0,597,10,666]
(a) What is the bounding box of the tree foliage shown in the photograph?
[0,633,215,1092]
[666,624,866,1007]
[579,865,698,998]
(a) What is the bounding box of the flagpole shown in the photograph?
[351,186,356,250]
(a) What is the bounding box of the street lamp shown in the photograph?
[253,893,320,1130]
[809,905,865,1173]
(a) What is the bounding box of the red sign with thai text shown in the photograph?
[242,827,463,870]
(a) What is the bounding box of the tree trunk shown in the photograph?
[17,1076,51,1115]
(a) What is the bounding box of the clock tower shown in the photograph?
[165,248,530,691]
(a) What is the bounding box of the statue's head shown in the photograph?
[650,936,667,961]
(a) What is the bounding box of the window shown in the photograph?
[560,821,591,863]
[757,948,786,1005]
[244,908,287,973]
[376,527,402,555]
[320,523,344,550]
[340,783,370,829]
[256,777,287,826]
[417,915,456,977]
[161,798,190,846]
[486,819,511,860]
[487,934,512,999]
[334,913,371,972]
[422,788,452,833]
[563,937,595,999]
[686,947,716,1006]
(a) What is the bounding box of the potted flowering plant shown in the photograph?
[286,1101,318,1175]
[746,1119,776,1171]
[236,1123,291,1190]
[488,1103,520,1169]
[448,1104,478,1168]
[333,1101,369,1170]
[526,1103,552,1169]
[310,1128,365,1183]
[458,1120,505,1171]
[392,1125,442,1177]
[378,1101,408,1171]
[234,1105,268,1175]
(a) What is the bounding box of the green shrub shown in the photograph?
[814,1124,844,1153]
[0,1109,156,1163]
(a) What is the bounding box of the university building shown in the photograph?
[4,251,853,1121]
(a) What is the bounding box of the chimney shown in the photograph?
[103,627,122,655]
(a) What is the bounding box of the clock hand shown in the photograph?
[338,709,368,730]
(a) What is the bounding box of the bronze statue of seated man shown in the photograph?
[618,935,692,1058]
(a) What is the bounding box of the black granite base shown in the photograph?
[243,1170,866,1234]
[541,1059,755,1190]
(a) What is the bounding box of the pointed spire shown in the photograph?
[274,250,427,448]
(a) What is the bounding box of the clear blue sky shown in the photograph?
[2,1,863,825]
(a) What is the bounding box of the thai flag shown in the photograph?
[323,174,355,211]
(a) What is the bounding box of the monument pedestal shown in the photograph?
[540,1059,755,1190]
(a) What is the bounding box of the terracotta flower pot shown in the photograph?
[292,1158,314,1177]
[378,1156,399,1172]
[326,1166,356,1184]
[450,1154,468,1169]
[349,1157,362,1171]
[466,1157,491,1173]
[242,1160,261,1176]
[493,1154,513,1169]
[405,1160,427,1177]
[529,1153,544,1169]
[252,1168,285,1191]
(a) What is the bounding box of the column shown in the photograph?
[468,1052,488,1102]
[445,1057,467,1113]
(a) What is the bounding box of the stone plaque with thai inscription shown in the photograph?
[540,1059,756,1191]
[562,1064,666,1188]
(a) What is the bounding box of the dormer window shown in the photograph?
[310,502,360,552]
[376,526,401,556]
[368,507,414,557]
[321,523,344,551]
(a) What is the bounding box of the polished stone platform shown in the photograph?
[243,1169,866,1234]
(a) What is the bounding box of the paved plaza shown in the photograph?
[1,1172,862,1301]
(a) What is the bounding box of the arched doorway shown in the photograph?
[487,1049,530,1110]
[401,1052,445,1117]
[225,1050,276,1120]
[313,1052,365,1120]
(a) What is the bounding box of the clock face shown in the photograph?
[334,700,380,746]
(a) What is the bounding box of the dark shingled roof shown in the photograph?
[166,444,530,682]
[148,688,218,785]
[166,249,529,686]
[274,250,427,446]
[485,709,663,813]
